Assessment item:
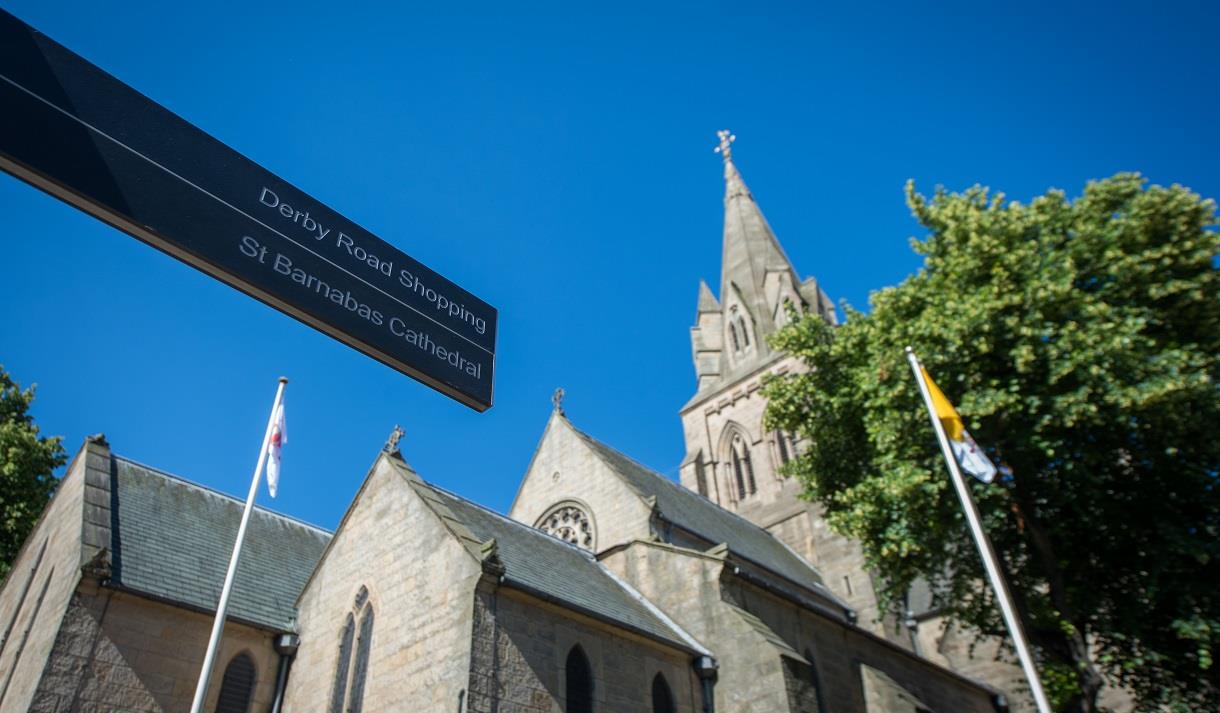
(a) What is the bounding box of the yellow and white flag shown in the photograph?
[920,367,997,483]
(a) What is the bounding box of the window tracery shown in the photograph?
[727,305,754,356]
[536,502,596,550]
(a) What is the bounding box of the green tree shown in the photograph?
[0,366,65,580]
[763,174,1219,712]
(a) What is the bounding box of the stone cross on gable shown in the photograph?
[384,425,405,454]
[714,130,736,160]
[552,388,565,414]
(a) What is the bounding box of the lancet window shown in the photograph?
[565,645,594,713]
[730,433,757,499]
[329,586,374,713]
[727,305,754,356]
[214,653,256,713]
[651,673,675,713]
[774,430,796,466]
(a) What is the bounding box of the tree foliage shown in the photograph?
[763,174,1219,712]
[0,366,65,580]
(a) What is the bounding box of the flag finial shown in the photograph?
[714,130,736,161]
[384,425,405,454]
[552,387,565,414]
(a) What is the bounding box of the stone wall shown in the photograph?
[601,542,792,712]
[0,437,93,711]
[604,540,1001,713]
[27,587,278,712]
[466,584,699,713]
[726,561,997,713]
[676,361,901,645]
[285,456,484,712]
[509,413,654,553]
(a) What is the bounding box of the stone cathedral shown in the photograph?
[0,137,1026,713]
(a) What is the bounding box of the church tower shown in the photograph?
[678,132,901,641]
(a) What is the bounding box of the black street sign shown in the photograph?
[0,9,497,411]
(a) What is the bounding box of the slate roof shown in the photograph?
[421,480,701,654]
[569,424,827,593]
[109,456,331,631]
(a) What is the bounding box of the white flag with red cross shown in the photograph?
[266,403,286,497]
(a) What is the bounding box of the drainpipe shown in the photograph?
[694,655,718,713]
[270,633,300,713]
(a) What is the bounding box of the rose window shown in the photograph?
[536,504,594,550]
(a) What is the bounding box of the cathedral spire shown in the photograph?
[715,131,800,351]
[697,280,719,313]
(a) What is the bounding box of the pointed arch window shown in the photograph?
[565,645,594,713]
[728,305,754,355]
[651,673,674,713]
[774,430,796,466]
[730,433,757,499]
[215,653,256,713]
[330,587,374,713]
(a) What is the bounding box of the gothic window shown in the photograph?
[565,645,594,713]
[328,614,355,713]
[349,605,374,713]
[330,587,374,713]
[214,653,256,713]
[728,305,753,355]
[774,430,796,466]
[651,673,674,713]
[730,434,757,499]
[695,459,708,497]
[536,502,596,550]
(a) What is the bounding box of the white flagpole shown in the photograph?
[190,377,288,713]
[904,348,1053,713]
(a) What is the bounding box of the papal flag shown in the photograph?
[919,367,997,483]
[266,402,287,497]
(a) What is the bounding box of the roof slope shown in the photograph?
[110,457,331,631]
[568,423,825,592]
[421,480,699,653]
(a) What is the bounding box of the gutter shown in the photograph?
[730,565,855,624]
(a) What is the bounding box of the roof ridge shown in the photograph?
[568,426,789,540]
[424,480,599,560]
[113,454,333,536]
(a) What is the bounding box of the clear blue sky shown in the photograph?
[2,0,1217,530]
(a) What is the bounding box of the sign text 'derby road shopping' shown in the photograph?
[0,9,496,410]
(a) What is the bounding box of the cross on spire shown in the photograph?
[714,130,736,161]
